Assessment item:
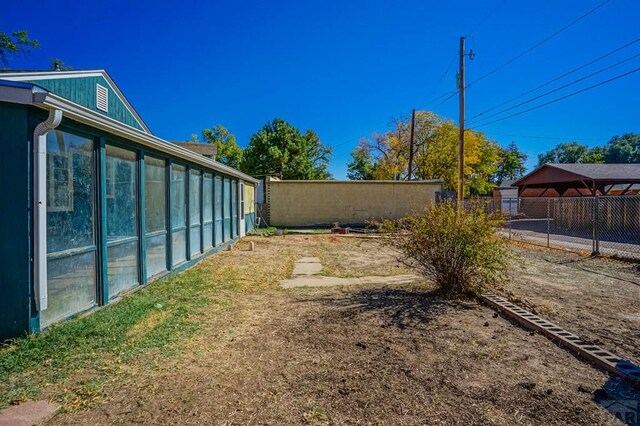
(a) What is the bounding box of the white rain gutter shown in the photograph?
[33,108,63,311]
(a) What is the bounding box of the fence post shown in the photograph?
[592,196,600,256]
[508,198,512,240]
[546,198,550,248]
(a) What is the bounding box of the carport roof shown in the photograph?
[513,163,640,197]
[515,163,640,184]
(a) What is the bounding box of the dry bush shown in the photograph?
[380,200,509,297]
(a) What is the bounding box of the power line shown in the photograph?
[429,90,459,109]
[469,50,640,125]
[471,65,640,128]
[418,52,459,111]
[482,132,609,142]
[471,36,640,120]
[420,0,506,112]
[423,53,458,104]
[466,0,613,88]
[418,89,457,111]
[329,121,403,151]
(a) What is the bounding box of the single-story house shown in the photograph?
[0,69,258,340]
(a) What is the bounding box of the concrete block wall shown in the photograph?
[266,179,443,227]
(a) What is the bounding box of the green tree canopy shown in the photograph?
[537,134,640,166]
[604,133,640,163]
[581,145,606,164]
[346,143,376,180]
[491,142,527,184]
[201,124,243,168]
[537,142,594,166]
[241,118,332,179]
[0,30,39,68]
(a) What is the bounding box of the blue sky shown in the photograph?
[3,0,639,178]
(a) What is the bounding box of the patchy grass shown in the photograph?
[253,227,331,237]
[285,228,331,235]
[1,235,399,412]
[252,226,277,236]
[1,235,630,425]
[0,238,293,412]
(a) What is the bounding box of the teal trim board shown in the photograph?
[98,138,109,305]
[0,102,31,340]
[139,152,147,285]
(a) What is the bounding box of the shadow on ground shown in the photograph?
[594,376,640,426]
[297,286,470,330]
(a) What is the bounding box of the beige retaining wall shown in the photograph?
[266,179,443,227]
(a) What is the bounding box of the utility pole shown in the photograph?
[457,36,466,207]
[408,108,415,180]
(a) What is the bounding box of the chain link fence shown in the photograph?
[490,196,640,259]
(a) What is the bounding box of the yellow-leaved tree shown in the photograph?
[347,111,505,195]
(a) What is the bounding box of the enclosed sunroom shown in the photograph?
[0,70,257,340]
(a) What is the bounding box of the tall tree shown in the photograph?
[352,111,503,195]
[201,124,243,168]
[241,118,332,179]
[0,30,39,67]
[538,134,640,166]
[491,142,527,184]
[365,121,411,180]
[346,142,376,180]
[537,142,592,166]
[604,133,640,163]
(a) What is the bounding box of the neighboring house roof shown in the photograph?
[497,179,517,189]
[171,142,218,158]
[513,163,640,197]
[541,163,640,180]
[514,163,640,186]
[0,69,151,133]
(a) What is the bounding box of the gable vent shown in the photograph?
[96,84,108,112]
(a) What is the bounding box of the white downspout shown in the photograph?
[33,108,63,311]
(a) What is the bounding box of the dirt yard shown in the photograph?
[35,235,638,425]
[502,243,640,366]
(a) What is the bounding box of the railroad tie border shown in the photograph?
[481,292,640,384]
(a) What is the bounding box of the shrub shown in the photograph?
[380,200,509,297]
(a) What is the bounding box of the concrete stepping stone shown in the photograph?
[0,401,58,426]
[296,257,321,263]
[281,274,422,289]
[285,256,422,288]
[292,257,322,276]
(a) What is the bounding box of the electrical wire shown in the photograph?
[420,0,507,112]
[471,36,640,120]
[471,65,640,128]
[418,89,457,111]
[430,90,459,109]
[481,132,609,142]
[466,0,613,88]
[469,51,640,124]
[423,53,458,104]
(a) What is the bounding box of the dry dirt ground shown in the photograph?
[47,236,637,425]
[502,244,640,367]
